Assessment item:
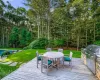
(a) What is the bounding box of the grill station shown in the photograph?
[81,45,100,79]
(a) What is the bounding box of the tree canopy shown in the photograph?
[0,0,100,50]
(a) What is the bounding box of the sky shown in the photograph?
[3,0,69,9]
[3,0,26,8]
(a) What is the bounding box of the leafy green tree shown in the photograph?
[1,0,100,49]
[26,31,32,45]
[19,28,27,47]
[9,27,19,47]
[26,0,51,39]
[19,28,32,47]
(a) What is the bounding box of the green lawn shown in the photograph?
[0,64,17,79]
[6,49,81,63]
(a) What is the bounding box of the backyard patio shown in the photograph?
[0,0,100,80]
[2,58,97,80]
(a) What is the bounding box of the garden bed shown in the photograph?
[53,47,81,50]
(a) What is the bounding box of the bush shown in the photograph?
[28,38,48,49]
[54,39,65,47]
[94,41,100,46]
[23,46,29,50]
[48,40,55,48]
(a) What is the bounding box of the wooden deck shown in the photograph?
[2,58,97,80]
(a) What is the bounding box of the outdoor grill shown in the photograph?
[81,45,100,79]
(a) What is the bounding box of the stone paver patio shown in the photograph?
[2,58,97,80]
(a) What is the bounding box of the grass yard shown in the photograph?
[6,49,81,63]
[0,64,17,79]
[6,49,46,63]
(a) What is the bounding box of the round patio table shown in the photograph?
[43,51,64,68]
[43,51,64,59]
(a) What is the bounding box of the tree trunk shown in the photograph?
[2,27,5,47]
[77,35,79,51]
[47,15,50,40]
[47,22,50,40]
[86,28,87,46]
[40,17,42,38]
[94,22,95,42]
[85,22,87,46]
[38,24,40,39]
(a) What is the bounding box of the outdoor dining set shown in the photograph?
[36,48,73,75]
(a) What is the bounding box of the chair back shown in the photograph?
[58,48,63,53]
[46,48,52,52]
[69,51,73,59]
[36,51,39,57]
[41,56,48,65]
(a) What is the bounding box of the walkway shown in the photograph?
[2,58,97,80]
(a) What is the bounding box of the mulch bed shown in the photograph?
[53,47,81,51]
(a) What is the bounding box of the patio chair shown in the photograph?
[58,48,63,53]
[41,56,53,75]
[63,51,73,66]
[46,48,52,52]
[36,51,42,68]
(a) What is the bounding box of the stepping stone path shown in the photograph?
[0,56,19,66]
[0,61,18,66]
[0,57,7,61]
[0,61,13,65]
[9,62,18,66]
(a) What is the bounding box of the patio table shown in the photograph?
[43,51,64,59]
[43,51,64,68]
